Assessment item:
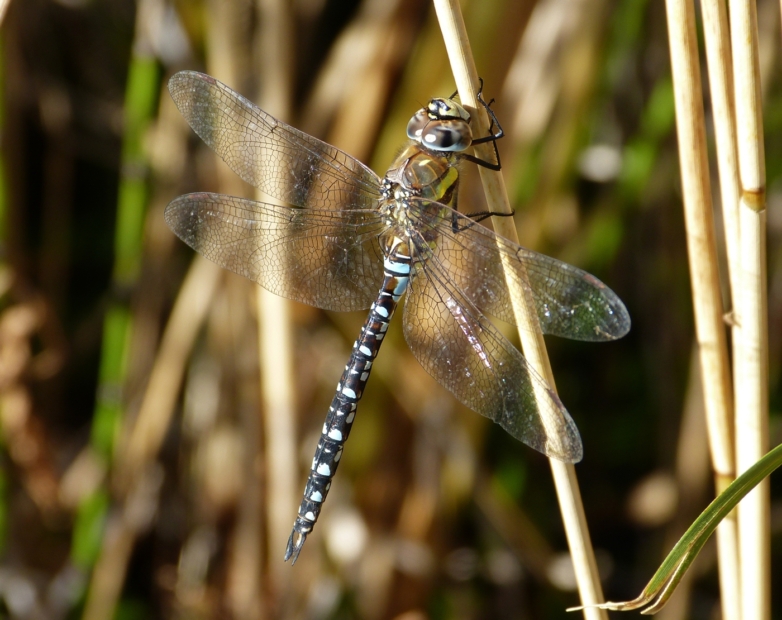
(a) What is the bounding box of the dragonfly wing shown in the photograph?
[169,71,383,211]
[402,242,582,462]
[166,193,386,311]
[406,199,630,342]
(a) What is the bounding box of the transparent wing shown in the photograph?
[406,199,630,341]
[402,242,582,462]
[169,71,383,211]
[165,193,386,311]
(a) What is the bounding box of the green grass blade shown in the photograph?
[569,441,782,613]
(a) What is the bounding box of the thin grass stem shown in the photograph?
[699,1,741,617]
[197,0,268,611]
[431,0,607,616]
[119,257,223,482]
[253,0,298,586]
[665,4,740,620]
[664,0,733,485]
[729,1,770,618]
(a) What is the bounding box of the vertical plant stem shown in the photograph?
[120,257,223,478]
[201,0,266,613]
[255,0,297,583]
[431,0,607,616]
[700,1,740,303]
[699,1,741,617]
[730,1,769,619]
[665,1,738,618]
[0,0,11,27]
[664,0,733,484]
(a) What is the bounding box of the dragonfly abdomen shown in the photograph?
[285,246,411,563]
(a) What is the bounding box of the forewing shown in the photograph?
[406,199,630,341]
[402,244,582,462]
[165,193,385,311]
[169,71,383,211]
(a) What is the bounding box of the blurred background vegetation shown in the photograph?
[0,0,780,618]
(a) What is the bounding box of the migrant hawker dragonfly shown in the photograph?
[165,72,630,563]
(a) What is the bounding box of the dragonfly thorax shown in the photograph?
[384,143,460,207]
[406,97,473,152]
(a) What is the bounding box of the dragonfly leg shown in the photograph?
[463,79,504,171]
[450,208,516,233]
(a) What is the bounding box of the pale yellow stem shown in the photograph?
[431,0,607,617]
[699,1,741,617]
[729,1,770,619]
[255,0,298,587]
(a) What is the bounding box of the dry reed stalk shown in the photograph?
[318,0,408,163]
[701,1,741,302]
[503,0,593,144]
[664,0,733,481]
[120,256,223,481]
[504,0,605,254]
[254,0,298,588]
[0,0,10,27]
[665,1,739,618]
[729,1,770,619]
[86,5,225,613]
[300,0,404,142]
[432,0,607,616]
[698,1,741,617]
[224,278,264,620]
[200,0,267,612]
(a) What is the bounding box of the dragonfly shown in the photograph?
[165,71,631,564]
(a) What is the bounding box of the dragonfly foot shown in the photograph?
[284,529,307,564]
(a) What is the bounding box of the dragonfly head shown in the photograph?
[406,98,473,153]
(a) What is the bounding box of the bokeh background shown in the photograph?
[0,0,780,618]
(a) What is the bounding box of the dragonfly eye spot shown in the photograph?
[406,110,429,140]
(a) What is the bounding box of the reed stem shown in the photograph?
[665,2,739,618]
[729,1,770,618]
[432,0,607,616]
[254,0,298,583]
[699,0,741,616]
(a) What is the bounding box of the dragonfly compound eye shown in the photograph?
[417,119,473,152]
[407,108,472,152]
[406,98,473,152]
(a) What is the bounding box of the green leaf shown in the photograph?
[568,442,782,614]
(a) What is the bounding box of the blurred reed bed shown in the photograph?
[0,1,780,619]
